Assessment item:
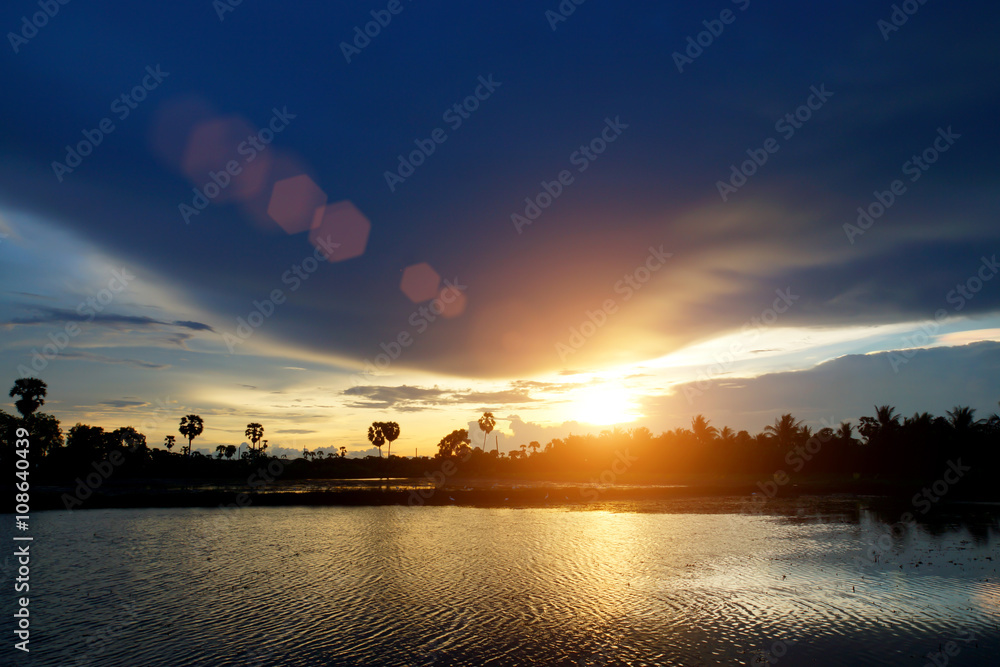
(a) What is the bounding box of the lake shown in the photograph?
[4,498,999,666]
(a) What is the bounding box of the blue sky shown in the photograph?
[1,1,999,456]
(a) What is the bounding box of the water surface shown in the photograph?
[4,499,998,666]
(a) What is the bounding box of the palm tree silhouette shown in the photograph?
[946,406,982,435]
[368,422,385,457]
[690,415,718,446]
[478,412,496,453]
[245,423,264,452]
[179,415,204,456]
[339,446,347,458]
[764,413,803,449]
[875,405,900,429]
[225,445,237,459]
[836,421,854,444]
[164,435,176,452]
[529,441,541,456]
[382,422,400,458]
[9,378,47,417]
[215,445,226,459]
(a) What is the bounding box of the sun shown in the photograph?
[571,384,640,426]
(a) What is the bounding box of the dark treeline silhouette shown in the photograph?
[2,379,998,499]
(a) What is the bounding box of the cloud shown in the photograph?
[646,342,1000,433]
[98,399,149,408]
[2,307,214,333]
[60,351,168,369]
[342,384,540,411]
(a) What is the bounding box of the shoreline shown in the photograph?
[10,478,1000,512]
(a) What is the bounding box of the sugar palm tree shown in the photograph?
[215,445,226,459]
[368,423,385,457]
[245,423,264,452]
[9,378,47,417]
[164,435,176,452]
[382,422,400,458]
[339,446,347,458]
[478,412,496,452]
[179,415,204,456]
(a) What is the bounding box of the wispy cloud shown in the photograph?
[61,350,168,369]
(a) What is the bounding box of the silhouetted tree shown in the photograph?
[836,421,854,444]
[691,415,718,446]
[245,423,264,452]
[111,426,147,457]
[179,415,204,456]
[368,423,385,457]
[382,422,400,458]
[946,406,982,435]
[164,435,176,452]
[339,446,347,458]
[9,378,47,417]
[437,429,470,457]
[225,444,237,459]
[478,412,496,452]
[764,414,803,449]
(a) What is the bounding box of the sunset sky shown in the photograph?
[2,1,999,457]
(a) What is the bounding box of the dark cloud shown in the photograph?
[60,351,168,370]
[2,307,214,333]
[98,399,149,408]
[0,1,998,380]
[342,384,539,411]
[647,342,1000,433]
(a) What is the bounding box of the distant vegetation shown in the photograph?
[1,379,998,497]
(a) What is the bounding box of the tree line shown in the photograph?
[1,379,998,491]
